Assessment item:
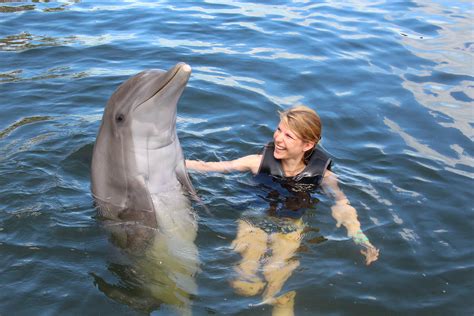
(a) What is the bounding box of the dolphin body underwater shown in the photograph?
[91,63,199,313]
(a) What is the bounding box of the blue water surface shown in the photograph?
[1,1,473,315]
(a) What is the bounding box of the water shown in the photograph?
[1,1,473,315]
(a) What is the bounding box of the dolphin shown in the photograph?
[91,63,199,313]
[91,62,196,226]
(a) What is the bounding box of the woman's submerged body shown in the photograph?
[186,106,379,313]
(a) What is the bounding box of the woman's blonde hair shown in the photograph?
[279,105,322,144]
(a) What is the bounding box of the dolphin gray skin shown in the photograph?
[91,63,199,313]
[91,62,196,226]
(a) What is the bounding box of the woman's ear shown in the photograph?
[303,141,316,152]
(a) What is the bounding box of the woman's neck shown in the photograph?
[281,156,306,177]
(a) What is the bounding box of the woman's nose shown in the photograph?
[274,131,283,142]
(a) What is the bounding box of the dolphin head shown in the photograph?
[104,63,191,148]
[91,63,192,220]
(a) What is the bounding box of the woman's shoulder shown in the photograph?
[233,154,262,174]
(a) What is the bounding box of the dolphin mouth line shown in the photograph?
[133,63,186,112]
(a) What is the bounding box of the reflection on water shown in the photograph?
[92,194,200,314]
[0,32,136,52]
[398,1,473,140]
[192,68,304,108]
[0,116,52,139]
[384,118,473,178]
[0,1,77,13]
[0,4,34,13]
[229,177,321,314]
[1,0,473,314]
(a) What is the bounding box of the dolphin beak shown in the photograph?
[132,63,191,113]
[170,62,192,89]
[169,62,192,94]
[156,62,191,105]
[179,63,192,73]
[130,63,192,137]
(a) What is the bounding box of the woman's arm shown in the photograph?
[322,170,379,265]
[186,154,262,175]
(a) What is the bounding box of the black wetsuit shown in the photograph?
[257,141,332,193]
[245,141,332,229]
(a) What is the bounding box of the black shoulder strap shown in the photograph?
[257,142,284,177]
[294,147,332,182]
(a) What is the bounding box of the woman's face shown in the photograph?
[273,120,314,161]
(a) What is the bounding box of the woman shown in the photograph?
[186,105,379,311]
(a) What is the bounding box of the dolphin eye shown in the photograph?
[116,114,125,123]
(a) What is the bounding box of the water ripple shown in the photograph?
[1,0,473,314]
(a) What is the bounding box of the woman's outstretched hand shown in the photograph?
[360,243,379,265]
[353,230,379,265]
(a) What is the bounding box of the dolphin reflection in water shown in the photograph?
[90,63,199,314]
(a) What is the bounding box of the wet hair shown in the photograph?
[279,105,322,162]
[279,105,322,144]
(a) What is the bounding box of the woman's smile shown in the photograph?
[275,144,286,152]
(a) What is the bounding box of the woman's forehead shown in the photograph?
[278,120,299,137]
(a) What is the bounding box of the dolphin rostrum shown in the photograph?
[91,63,199,312]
